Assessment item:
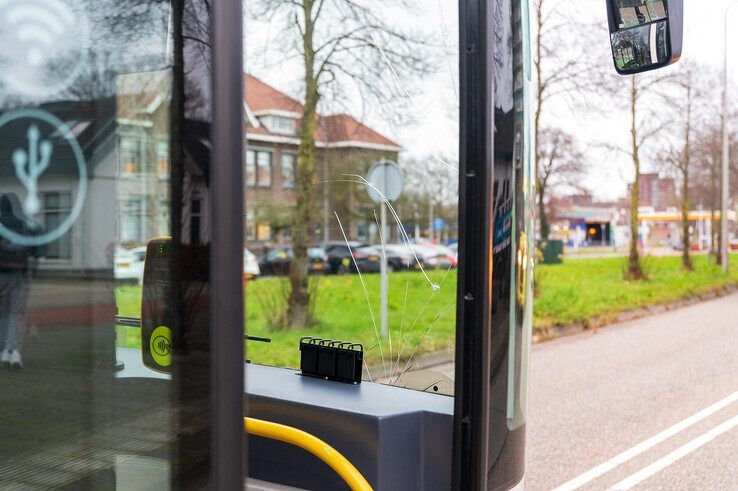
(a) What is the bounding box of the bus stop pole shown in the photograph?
[380,201,388,340]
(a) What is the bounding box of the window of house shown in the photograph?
[247,149,271,187]
[246,150,256,186]
[256,151,272,187]
[257,223,272,241]
[119,198,143,243]
[120,137,144,175]
[156,140,169,178]
[281,153,296,189]
[269,115,295,135]
[245,210,257,241]
[42,192,72,260]
[157,198,169,237]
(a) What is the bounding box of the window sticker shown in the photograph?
[0,109,87,246]
[0,0,90,98]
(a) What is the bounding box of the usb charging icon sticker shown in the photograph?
[0,108,87,247]
[13,124,52,216]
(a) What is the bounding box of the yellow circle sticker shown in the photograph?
[150,326,173,367]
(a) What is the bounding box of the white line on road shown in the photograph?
[611,413,738,490]
[553,390,738,491]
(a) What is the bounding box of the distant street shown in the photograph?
[525,292,738,490]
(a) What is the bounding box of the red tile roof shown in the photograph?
[244,74,303,114]
[244,74,400,150]
[319,114,399,148]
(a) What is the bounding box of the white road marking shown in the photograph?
[553,390,738,490]
[611,413,738,490]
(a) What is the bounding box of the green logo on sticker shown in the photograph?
[150,325,173,367]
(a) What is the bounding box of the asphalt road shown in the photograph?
[525,292,738,490]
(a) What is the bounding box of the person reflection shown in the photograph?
[0,193,35,370]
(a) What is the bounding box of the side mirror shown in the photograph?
[606,0,683,75]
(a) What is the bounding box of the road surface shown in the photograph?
[525,292,738,490]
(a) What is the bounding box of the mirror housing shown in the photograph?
[606,0,683,75]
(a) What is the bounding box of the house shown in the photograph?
[243,75,402,250]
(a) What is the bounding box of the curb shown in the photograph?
[532,283,738,343]
[371,283,738,376]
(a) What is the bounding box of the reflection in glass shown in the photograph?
[611,21,668,72]
[614,0,667,29]
[0,0,215,487]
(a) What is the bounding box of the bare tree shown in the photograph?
[692,120,738,262]
[667,70,697,270]
[660,66,721,270]
[250,0,431,328]
[537,128,586,234]
[610,74,674,280]
[400,154,458,239]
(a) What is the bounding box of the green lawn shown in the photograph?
[534,254,738,329]
[115,254,738,369]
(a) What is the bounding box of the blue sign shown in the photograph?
[433,218,445,232]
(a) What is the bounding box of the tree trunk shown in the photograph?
[681,85,693,271]
[680,169,692,270]
[534,0,546,239]
[288,3,318,328]
[537,181,549,241]
[627,77,645,280]
[710,206,717,256]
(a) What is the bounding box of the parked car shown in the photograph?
[358,244,424,272]
[258,247,328,276]
[322,241,381,274]
[243,248,261,280]
[412,244,456,269]
[114,246,147,285]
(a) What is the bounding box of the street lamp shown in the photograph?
[721,0,738,272]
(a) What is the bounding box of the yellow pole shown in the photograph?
[244,417,373,491]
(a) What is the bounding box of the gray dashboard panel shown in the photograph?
[245,364,454,490]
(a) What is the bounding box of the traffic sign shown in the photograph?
[366,159,404,203]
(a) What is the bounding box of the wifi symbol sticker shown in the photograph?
[0,0,90,98]
[150,326,173,367]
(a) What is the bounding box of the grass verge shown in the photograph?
[115,253,738,369]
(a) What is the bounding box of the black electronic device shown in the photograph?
[299,337,363,384]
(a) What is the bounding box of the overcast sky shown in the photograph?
[245,0,738,203]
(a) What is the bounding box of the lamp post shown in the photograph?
[721,0,738,272]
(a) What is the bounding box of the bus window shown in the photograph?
[242,1,461,395]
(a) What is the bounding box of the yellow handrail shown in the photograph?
[244,417,373,491]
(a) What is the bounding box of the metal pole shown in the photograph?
[380,202,388,340]
[722,1,738,272]
[429,197,434,242]
[212,0,245,485]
